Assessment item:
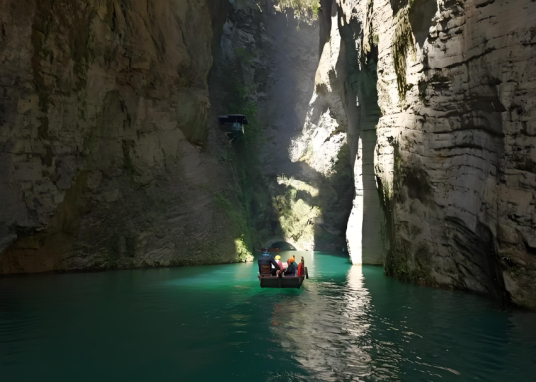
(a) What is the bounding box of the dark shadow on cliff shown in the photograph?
[206,4,287,252]
[389,0,436,49]
[408,0,437,48]
[206,0,380,260]
[257,8,353,251]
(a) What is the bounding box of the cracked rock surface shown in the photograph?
[313,0,536,307]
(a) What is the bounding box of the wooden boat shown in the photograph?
[258,256,308,289]
[258,271,307,289]
[259,267,309,289]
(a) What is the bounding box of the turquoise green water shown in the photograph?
[0,251,535,381]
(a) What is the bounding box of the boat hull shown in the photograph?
[258,267,307,288]
[258,275,304,288]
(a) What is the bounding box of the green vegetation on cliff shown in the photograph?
[273,0,320,20]
[391,6,416,101]
[216,41,274,251]
[377,139,434,285]
[214,192,254,261]
[273,142,352,250]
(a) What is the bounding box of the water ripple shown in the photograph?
[0,252,535,382]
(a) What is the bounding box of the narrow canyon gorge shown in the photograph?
[1,0,535,309]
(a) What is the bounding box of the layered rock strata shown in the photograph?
[311,0,536,307]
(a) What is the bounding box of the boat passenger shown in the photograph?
[258,250,280,275]
[275,255,283,271]
[277,257,297,277]
[297,257,304,277]
[286,258,297,276]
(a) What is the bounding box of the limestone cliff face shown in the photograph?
[2,0,535,309]
[213,3,353,251]
[0,0,350,273]
[258,12,354,251]
[308,0,536,307]
[0,0,252,273]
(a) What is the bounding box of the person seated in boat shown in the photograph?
[277,257,297,277]
[258,250,280,276]
[297,256,304,277]
[285,257,297,276]
[274,255,283,271]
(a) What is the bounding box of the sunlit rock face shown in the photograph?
[256,12,332,251]
[325,0,536,307]
[292,0,384,264]
[0,0,252,273]
[218,3,354,251]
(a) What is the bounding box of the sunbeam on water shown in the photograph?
[0,251,535,381]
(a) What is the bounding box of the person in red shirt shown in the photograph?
[297,256,305,277]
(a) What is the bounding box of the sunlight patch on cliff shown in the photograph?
[346,137,364,265]
[289,95,347,177]
[277,175,319,197]
[235,237,254,262]
[272,181,320,250]
[272,0,320,21]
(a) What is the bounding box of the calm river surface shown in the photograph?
[0,251,535,381]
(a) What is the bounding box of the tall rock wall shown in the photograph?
[0,0,352,274]
[2,0,535,309]
[0,0,253,273]
[213,2,354,252]
[292,0,385,263]
[312,0,536,307]
[260,10,354,251]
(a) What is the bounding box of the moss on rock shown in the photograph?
[391,6,416,101]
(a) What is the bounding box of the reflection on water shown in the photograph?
[270,264,372,381]
[0,251,535,382]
